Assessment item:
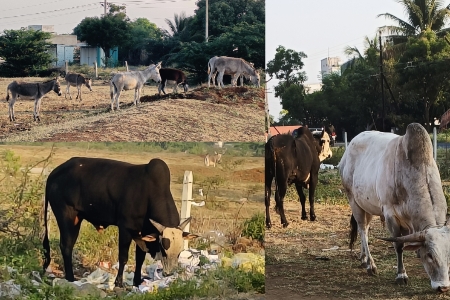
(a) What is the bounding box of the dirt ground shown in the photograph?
[0,77,265,142]
[265,201,450,300]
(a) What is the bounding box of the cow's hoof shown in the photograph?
[266,223,272,229]
[310,215,316,221]
[395,276,408,285]
[301,215,308,220]
[360,262,367,268]
[282,222,289,228]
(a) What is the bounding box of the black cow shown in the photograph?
[42,157,197,287]
[158,68,189,95]
[265,127,332,228]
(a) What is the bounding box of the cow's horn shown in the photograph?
[179,217,192,230]
[150,219,166,233]
[378,231,426,243]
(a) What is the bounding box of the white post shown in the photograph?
[125,61,128,72]
[93,61,98,78]
[433,127,438,161]
[344,132,348,149]
[181,171,193,250]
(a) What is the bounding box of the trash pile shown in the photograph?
[0,249,264,298]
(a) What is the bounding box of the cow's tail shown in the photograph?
[349,214,358,250]
[42,191,51,271]
[5,86,9,102]
[207,61,211,75]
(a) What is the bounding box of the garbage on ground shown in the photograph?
[320,164,336,170]
[221,253,265,274]
[2,243,263,297]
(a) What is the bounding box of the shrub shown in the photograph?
[242,213,264,242]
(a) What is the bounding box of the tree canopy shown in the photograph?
[73,4,130,67]
[0,28,53,77]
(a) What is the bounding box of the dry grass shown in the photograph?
[265,201,450,299]
[0,77,265,142]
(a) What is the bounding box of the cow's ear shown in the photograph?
[182,232,199,240]
[403,243,422,251]
[142,233,158,242]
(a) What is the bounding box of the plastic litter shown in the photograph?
[320,164,336,170]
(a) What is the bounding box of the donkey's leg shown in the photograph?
[65,83,71,99]
[8,97,16,122]
[217,71,225,89]
[76,85,81,101]
[34,97,43,122]
[115,91,121,110]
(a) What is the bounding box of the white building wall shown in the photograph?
[321,57,341,78]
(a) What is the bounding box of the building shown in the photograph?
[78,42,118,67]
[28,25,77,68]
[320,57,341,78]
[304,83,323,94]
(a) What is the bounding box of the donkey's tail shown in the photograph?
[349,214,358,250]
[42,188,51,272]
[110,81,117,100]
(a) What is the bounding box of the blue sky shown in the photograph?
[266,0,407,120]
[0,0,198,34]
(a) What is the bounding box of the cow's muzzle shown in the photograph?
[439,286,450,293]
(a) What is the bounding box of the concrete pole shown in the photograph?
[93,61,98,78]
[181,171,193,250]
[125,61,128,72]
[344,132,348,149]
[65,61,68,76]
[104,0,107,15]
[433,127,438,161]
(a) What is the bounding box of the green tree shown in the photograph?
[0,28,53,77]
[73,4,130,67]
[266,46,308,122]
[396,30,450,129]
[190,0,265,40]
[120,18,162,64]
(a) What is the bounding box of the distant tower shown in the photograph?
[320,57,341,80]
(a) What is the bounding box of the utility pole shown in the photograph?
[379,31,385,131]
[205,0,209,42]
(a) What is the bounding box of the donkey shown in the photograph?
[6,78,62,122]
[208,56,260,88]
[158,68,189,95]
[64,73,92,101]
[110,62,162,111]
[204,149,226,167]
[208,56,252,87]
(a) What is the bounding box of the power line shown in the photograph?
[0,3,99,21]
[0,7,100,27]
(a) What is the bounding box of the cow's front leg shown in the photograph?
[265,177,273,229]
[386,217,409,284]
[274,181,289,227]
[133,244,146,286]
[295,182,308,220]
[115,226,133,288]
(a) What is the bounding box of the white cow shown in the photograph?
[339,123,450,292]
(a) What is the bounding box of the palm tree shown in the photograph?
[343,34,380,71]
[378,0,450,37]
[163,12,190,40]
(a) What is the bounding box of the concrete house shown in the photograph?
[28,25,77,67]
